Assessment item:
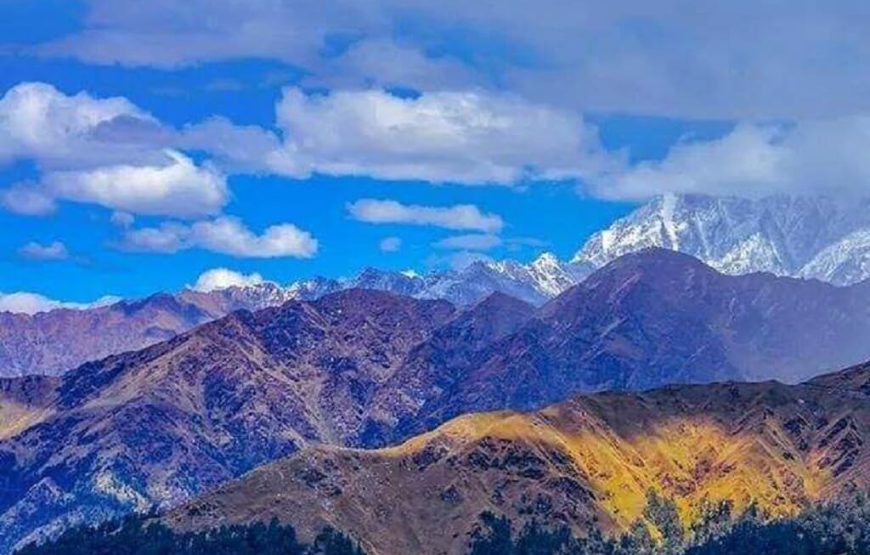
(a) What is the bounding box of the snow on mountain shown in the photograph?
[800,228,870,285]
[143,192,870,318]
[313,252,581,307]
[572,193,870,284]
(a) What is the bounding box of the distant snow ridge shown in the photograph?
[228,194,870,309]
[329,252,583,306]
[571,193,870,285]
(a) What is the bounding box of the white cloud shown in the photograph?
[594,116,870,200]
[434,234,502,251]
[275,88,605,184]
[379,236,402,253]
[0,81,152,168]
[121,222,189,253]
[191,217,318,258]
[18,241,69,261]
[122,216,318,258]
[0,82,607,202]
[0,292,120,315]
[0,82,290,178]
[348,199,503,232]
[40,150,228,217]
[35,0,338,69]
[0,183,56,216]
[317,39,485,92]
[178,117,291,174]
[0,83,259,218]
[190,268,266,292]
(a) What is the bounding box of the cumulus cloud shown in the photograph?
[0,82,608,199]
[122,216,318,258]
[434,234,502,251]
[0,81,153,168]
[120,222,189,253]
[41,150,228,217]
[191,217,318,258]
[18,241,69,261]
[275,88,605,184]
[190,268,266,292]
[0,292,120,315]
[379,237,402,253]
[348,199,503,232]
[0,83,256,217]
[594,116,870,200]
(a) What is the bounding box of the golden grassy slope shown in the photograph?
[170,367,870,555]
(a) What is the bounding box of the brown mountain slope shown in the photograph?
[0,290,456,554]
[170,362,870,555]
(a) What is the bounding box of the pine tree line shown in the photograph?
[15,517,365,555]
[469,488,870,555]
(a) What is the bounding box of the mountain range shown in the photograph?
[2,249,870,553]
[0,253,578,378]
[4,193,870,379]
[166,361,870,555]
[0,195,870,377]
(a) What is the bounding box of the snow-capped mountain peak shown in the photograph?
[572,193,870,284]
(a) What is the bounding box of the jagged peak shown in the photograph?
[571,193,870,286]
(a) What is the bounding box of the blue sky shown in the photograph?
[1,1,868,308]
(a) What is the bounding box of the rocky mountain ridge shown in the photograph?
[2,249,870,552]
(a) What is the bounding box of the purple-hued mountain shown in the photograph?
[362,248,870,441]
[2,249,870,552]
[0,253,578,378]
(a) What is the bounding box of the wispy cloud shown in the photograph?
[434,234,502,251]
[379,237,402,253]
[348,199,504,232]
[18,241,69,261]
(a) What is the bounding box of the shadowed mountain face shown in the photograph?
[1,250,870,552]
[361,249,870,443]
[168,363,870,555]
